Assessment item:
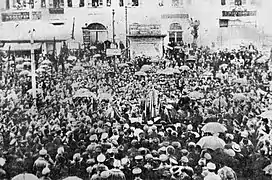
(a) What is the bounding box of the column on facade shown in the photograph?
[73,0,80,7]
[34,0,42,9]
[84,0,89,7]
[9,0,14,8]
[47,0,51,8]
[124,0,131,6]
[63,0,68,7]
[174,32,177,43]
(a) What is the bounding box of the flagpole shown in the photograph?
[72,17,75,40]
[30,29,37,107]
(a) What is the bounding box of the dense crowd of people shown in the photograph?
[0,43,272,180]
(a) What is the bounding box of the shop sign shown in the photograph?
[2,12,30,22]
[222,10,257,17]
[129,24,161,36]
[49,8,64,14]
[219,19,229,27]
[82,28,91,45]
[161,14,189,19]
[106,49,121,56]
[1,11,42,22]
[32,11,42,20]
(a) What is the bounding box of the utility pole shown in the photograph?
[30,29,37,108]
[112,9,116,45]
[112,9,117,72]
[125,6,128,59]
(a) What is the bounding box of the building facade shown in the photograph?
[0,0,268,52]
[0,0,221,47]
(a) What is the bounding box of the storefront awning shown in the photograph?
[1,43,41,51]
[127,34,167,38]
[0,21,69,43]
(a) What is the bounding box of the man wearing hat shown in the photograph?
[204,162,221,180]
[132,167,143,180]
[218,161,237,180]
[40,167,51,180]
[154,154,171,179]
[33,148,50,178]
[180,156,194,178]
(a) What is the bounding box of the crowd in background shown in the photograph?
[0,43,272,180]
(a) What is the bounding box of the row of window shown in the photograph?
[221,0,258,6]
[6,0,191,9]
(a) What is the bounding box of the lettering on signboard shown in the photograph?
[161,14,189,19]
[49,8,64,14]
[129,24,161,35]
[222,10,257,17]
[1,12,30,22]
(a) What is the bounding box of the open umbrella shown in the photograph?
[135,71,147,76]
[256,56,268,64]
[119,63,129,67]
[164,67,180,74]
[202,122,227,134]
[179,65,190,71]
[41,59,51,64]
[27,88,43,94]
[232,93,248,101]
[202,72,213,77]
[233,78,247,85]
[39,64,50,70]
[22,62,31,66]
[89,46,97,50]
[188,91,204,99]
[63,177,82,180]
[72,66,84,71]
[19,70,30,76]
[187,56,196,61]
[16,64,24,69]
[219,64,228,69]
[93,54,101,58]
[150,57,161,63]
[140,65,152,72]
[161,69,174,75]
[73,91,96,98]
[263,164,272,175]
[36,68,46,73]
[99,93,112,100]
[12,173,39,180]
[260,110,272,119]
[197,136,226,150]
[74,88,91,95]
[67,55,77,61]
[27,72,38,77]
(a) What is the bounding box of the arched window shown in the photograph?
[169,23,183,43]
[221,0,226,5]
